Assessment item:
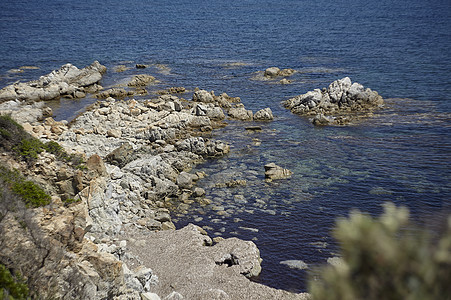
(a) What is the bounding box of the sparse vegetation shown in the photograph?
[309,203,451,300]
[0,114,85,168]
[62,197,80,206]
[0,264,29,300]
[0,166,50,208]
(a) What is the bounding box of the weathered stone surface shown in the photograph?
[105,143,135,168]
[193,89,214,103]
[264,163,293,181]
[122,224,308,300]
[283,77,384,125]
[254,108,274,121]
[0,79,307,300]
[0,61,106,102]
[228,105,253,121]
[176,172,194,189]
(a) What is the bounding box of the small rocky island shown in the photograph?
[283,77,384,125]
[0,62,307,299]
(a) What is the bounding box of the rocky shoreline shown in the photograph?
[0,62,307,299]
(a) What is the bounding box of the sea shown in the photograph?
[1,0,450,293]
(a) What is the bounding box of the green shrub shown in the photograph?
[309,203,451,300]
[11,181,51,208]
[44,141,64,156]
[13,139,45,161]
[0,264,29,300]
[0,166,50,208]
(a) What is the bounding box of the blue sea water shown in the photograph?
[1,0,450,293]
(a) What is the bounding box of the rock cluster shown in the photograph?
[0,64,304,299]
[283,77,384,125]
[192,89,274,122]
[0,61,106,102]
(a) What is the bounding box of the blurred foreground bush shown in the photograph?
[309,203,451,300]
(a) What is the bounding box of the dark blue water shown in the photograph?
[1,0,450,293]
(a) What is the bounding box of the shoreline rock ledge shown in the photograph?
[0,61,106,102]
[283,77,384,125]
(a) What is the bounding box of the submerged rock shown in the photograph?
[283,77,384,125]
[127,74,156,87]
[264,67,296,78]
[280,260,308,270]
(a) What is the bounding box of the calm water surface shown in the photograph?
[1,0,450,292]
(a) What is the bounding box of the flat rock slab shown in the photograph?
[122,224,309,300]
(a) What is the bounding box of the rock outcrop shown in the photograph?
[283,77,384,125]
[0,61,106,102]
[265,163,293,182]
[122,224,308,300]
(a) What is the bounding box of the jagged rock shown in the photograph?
[194,103,225,120]
[264,163,293,181]
[254,108,274,121]
[228,105,253,121]
[0,61,106,102]
[283,77,384,125]
[176,137,229,157]
[147,127,177,143]
[193,89,214,103]
[105,143,135,168]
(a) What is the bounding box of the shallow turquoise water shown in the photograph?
[1,0,450,292]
